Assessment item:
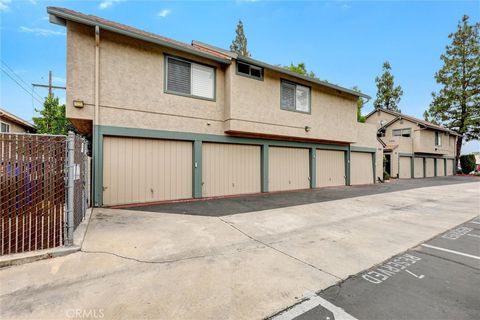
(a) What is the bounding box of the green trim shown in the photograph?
[372,151,376,183]
[310,148,316,188]
[280,79,312,114]
[261,145,269,192]
[346,145,351,186]
[423,157,426,178]
[444,158,447,176]
[93,125,103,207]
[93,125,357,206]
[398,153,414,157]
[411,156,415,178]
[164,54,217,102]
[98,125,348,150]
[193,140,202,198]
[434,158,437,177]
[350,146,376,153]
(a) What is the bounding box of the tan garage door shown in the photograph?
[399,157,412,179]
[446,159,454,176]
[425,158,435,177]
[414,157,424,178]
[202,143,261,197]
[351,152,373,185]
[316,149,345,187]
[269,147,310,192]
[103,136,192,206]
[437,159,445,176]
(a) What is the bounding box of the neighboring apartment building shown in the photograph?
[0,108,36,133]
[48,7,382,207]
[365,108,459,179]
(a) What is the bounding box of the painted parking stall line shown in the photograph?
[421,244,480,260]
[271,294,358,320]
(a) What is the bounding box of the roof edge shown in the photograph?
[0,108,36,130]
[47,7,232,65]
[236,55,371,100]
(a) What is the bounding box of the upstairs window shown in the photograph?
[1,122,10,133]
[435,132,442,146]
[392,128,411,137]
[236,62,263,80]
[281,80,310,113]
[166,56,215,100]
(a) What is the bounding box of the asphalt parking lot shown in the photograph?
[271,217,480,320]
[125,176,478,216]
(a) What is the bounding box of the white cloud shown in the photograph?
[99,0,123,9]
[20,26,65,36]
[0,0,11,12]
[157,9,171,18]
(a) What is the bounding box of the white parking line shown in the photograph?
[421,244,480,260]
[272,294,358,320]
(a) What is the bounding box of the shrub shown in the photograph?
[460,154,476,174]
[383,171,390,181]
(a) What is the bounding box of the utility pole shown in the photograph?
[32,70,66,96]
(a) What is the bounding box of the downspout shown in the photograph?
[93,25,101,207]
[95,25,100,128]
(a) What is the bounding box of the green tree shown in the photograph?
[352,86,366,122]
[230,20,250,57]
[33,94,71,135]
[459,154,476,174]
[373,61,403,112]
[424,15,480,159]
[283,62,319,79]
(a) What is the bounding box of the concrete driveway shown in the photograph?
[1,178,479,320]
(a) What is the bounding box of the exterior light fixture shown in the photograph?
[73,100,84,108]
[305,126,311,132]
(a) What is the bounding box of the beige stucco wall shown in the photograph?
[414,129,456,156]
[0,117,28,133]
[226,61,359,143]
[66,22,364,143]
[352,122,383,181]
[67,22,227,136]
[382,120,416,154]
[365,110,397,128]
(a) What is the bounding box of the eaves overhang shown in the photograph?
[236,55,371,100]
[47,7,232,65]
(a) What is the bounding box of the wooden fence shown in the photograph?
[1,133,66,255]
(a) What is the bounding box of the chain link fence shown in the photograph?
[1,132,89,255]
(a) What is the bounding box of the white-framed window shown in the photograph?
[165,56,215,100]
[1,122,10,133]
[435,132,442,146]
[280,80,310,113]
[392,128,411,137]
[236,62,263,80]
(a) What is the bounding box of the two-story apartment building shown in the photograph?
[48,7,382,207]
[365,108,459,179]
[0,108,36,133]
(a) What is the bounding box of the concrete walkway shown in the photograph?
[1,180,479,320]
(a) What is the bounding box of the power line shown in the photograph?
[1,59,44,101]
[1,66,44,104]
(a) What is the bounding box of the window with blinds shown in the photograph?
[280,80,310,113]
[166,56,215,100]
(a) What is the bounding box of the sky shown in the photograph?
[1,0,479,153]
